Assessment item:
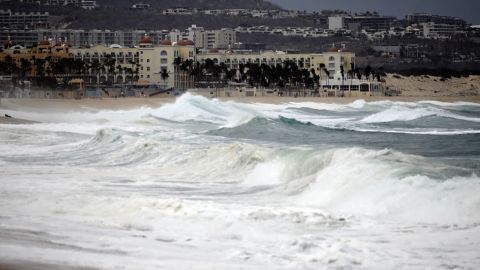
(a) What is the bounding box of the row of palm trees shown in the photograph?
[174,57,321,89]
[174,57,383,89]
[1,54,384,89]
[0,55,142,86]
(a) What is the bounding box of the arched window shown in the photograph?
[160,50,168,57]
[329,56,335,61]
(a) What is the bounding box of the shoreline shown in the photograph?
[1,95,479,125]
[1,95,480,108]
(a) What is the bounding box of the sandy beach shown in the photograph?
[1,94,479,109]
[386,74,480,97]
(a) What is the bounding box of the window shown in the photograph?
[147,67,150,71]
[147,75,150,78]
[329,70,335,79]
[328,63,335,68]
[147,59,150,62]
[329,56,335,61]
[161,50,168,57]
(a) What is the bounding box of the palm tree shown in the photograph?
[364,65,372,81]
[103,55,116,84]
[116,64,124,83]
[319,63,326,88]
[190,61,203,83]
[323,68,330,86]
[160,68,169,83]
[356,68,362,80]
[173,57,182,68]
[340,65,345,85]
[34,58,46,86]
[19,58,32,78]
[45,56,53,76]
[90,59,101,84]
[238,63,246,83]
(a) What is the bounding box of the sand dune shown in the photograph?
[386,74,480,97]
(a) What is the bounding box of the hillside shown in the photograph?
[96,0,280,9]
[0,0,280,10]
[66,12,313,30]
[0,0,289,30]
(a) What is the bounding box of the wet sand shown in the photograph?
[0,261,97,270]
[0,116,38,124]
[1,95,479,109]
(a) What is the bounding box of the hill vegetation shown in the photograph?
[96,0,280,10]
[0,0,297,30]
[66,11,313,30]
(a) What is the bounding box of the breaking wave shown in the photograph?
[361,105,480,123]
[242,147,480,224]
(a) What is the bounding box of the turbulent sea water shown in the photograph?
[1,94,480,269]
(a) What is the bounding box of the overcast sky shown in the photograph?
[268,0,480,24]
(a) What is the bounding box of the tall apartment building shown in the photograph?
[186,25,236,49]
[0,9,49,28]
[0,29,41,45]
[213,28,235,49]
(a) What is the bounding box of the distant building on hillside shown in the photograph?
[0,9,49,28]
[131,3,150,9]
[406,13,466,29]
[328,16,344,30]
[328,15,395,32]
[372,44,424,59]
[0,29,172,47]
[422,22,464,39]
[162,7,194,16]
[19,0,97,9]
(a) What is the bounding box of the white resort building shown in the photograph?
[71,36,196,89]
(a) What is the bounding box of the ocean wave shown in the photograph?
[360,105,480,123]
[348,127,480,135]
[150,93,257,127]
[240,146,480,224]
